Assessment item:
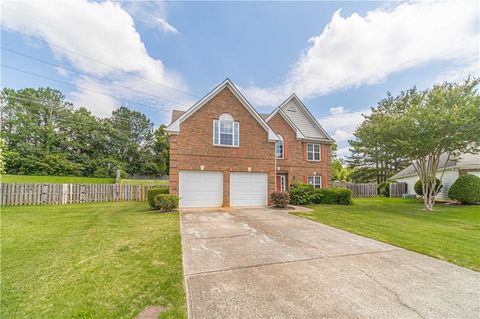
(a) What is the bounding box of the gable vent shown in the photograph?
[287,105,297,112]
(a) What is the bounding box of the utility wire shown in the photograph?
[1,64,172,113]
[1,46,192,109]
[1,93,157,125]
[1,24,199,99]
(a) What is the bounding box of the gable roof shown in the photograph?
[266,94,334,143]
[391,153,480,179]
[166,79,279,141]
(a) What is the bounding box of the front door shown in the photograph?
[276,174,286,192]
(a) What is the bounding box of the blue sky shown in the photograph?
[1,1,479,157]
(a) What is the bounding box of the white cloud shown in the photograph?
[319,106,370,157]
[332,129,353,142]
[156,18,179,34]
[2,0,189,120]
[329,106,345,115]
[434,61,480,84]
[243,1,479,106]
[121,1,180,34]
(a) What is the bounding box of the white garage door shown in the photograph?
[179,171,223,208]
[230,172,268,206]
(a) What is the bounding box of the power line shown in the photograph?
[1,93,156,125]
[1,63,172,113]
[0,24,199,99]
[1,46,193,109]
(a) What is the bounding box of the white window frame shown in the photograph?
[308,176,322,189]
[213,113,239,147]
[307,143,321,161]
[276,135,284,159]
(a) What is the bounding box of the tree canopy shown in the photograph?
[0,87,170,177]
[350,78,480,210]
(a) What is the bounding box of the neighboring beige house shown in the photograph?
[391,153,480,200]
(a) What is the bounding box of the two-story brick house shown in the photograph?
[166,79,334,208]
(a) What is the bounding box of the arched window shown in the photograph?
[213,113,239,146]
[276,134,284,159]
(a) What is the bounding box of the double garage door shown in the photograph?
[179,171,267,208]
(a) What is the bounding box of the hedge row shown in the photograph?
[289,182,352,206]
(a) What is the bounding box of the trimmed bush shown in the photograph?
[289,182,315,205]
[153,194,179,211]
[147,188,169,208]
[448,174,480,204]
[271,191,290,208]
[414,178,443,196]
[378,180,396,197]
[312,188,353,205]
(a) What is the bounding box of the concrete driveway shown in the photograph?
[180,207,479,319]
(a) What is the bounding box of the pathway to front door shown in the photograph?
[180,207,479,319]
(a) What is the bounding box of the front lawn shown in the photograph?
[1,202,186,319]
[293,197,480,271]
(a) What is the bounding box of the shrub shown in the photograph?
[271,191,290,208]
[377,180,396,197]
[147,188,169,208]
[153,194,179,211]
[312,188,353,205]
[289,182,315,205]
[448,174,480,204]
[414,178,442,196]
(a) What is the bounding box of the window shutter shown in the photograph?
[321,144,326,162]
[284,137,288,160]
[233,122,239,146]
[321,175,326,188]
[303,143,307,161]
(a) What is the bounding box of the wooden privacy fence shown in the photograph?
[0,183,168,206]
[332,181,377,197]
[389,182,408,198]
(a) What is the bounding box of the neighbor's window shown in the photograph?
[308,176,322,189]
[276,134,284,159]
[213,113,239,146]
[307,143,321,161]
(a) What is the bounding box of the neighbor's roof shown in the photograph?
[391,153,480,179]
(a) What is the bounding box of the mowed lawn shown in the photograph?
[1,202,185,319]
[294,197,480,271]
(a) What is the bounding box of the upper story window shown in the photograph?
[307,143,321,161]
[213,113,239,147]
[276,134,284,159]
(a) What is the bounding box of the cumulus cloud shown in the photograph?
[121,1,180,34]
[2,0,189,118]
[243,1,479,106]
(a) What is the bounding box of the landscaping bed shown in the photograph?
[1,202,186,318]
[293,197,480,271]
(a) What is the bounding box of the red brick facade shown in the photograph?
[267,113,332,190]
[168,85,332,207]
[168,87,276,206]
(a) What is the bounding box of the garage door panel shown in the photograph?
[230,172,267,206]
[179,171,223,208]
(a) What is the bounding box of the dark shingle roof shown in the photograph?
[171,110,185,123]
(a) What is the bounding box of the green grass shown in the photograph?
[293,197,480,271]
[0,175,169,186]
[120,179,169,186]
[1,202,185,319]
[1,174,116,184]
